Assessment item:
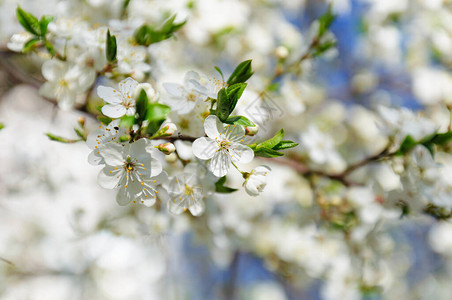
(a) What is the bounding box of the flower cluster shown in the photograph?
[3,1,452,299]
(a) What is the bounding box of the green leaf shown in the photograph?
[313,40,337,57]
[44,40,56,56]
[258,129,285,150]
[97,115,113,125]
[133,15,186,46]
[146,103,171,121]
[145,103,171,135]
[225,115,255,127]
[135,89,148,123]
[16,6,40,36]
[430,131,452,145]
[106,30,117,62]
[227,60,253,85]
[74,128,85,139]
[396,135,417,155]
[45,133,81,143]
[317,4,336,38]
[273,140,298,150]
[214,66,224,81]
[226,83,247,113]
[22,37,40,52]
[215,176,238,193]
[120,115,136,128]
[39,15,53,36]
[216,87,230,122]
[254,148,284,158]
[0,122,4,130]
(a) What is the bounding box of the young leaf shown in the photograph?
[225,115,255,127]
[227,60,253,85]
[216,88,230,122]
[39,15,54,36]
[254,148,284,158]
[46,133,81,143]
[226,83,247,113]
[16,6,41,36]
[146,103,171,121]
[97,115,113,125]
[396,135,417,155]
[272,140,298,150]
[145,103,171,135]
[429,131,452,145]
[135,89,149,123]
[215,176,238,193]
[120,115,136,128]
[258,129,285,150]
[317,4,336,38]
[214,66,224,81]
[22,37,40,52]
[106,30,117,62]
[0,122,4,130]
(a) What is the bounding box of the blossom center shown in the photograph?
[219,140,231,150]
[184,184,194,195]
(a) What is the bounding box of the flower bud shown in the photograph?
[133,83,159,102]
[243,166,271,196]
[156,142,176,155]
[77,116,86,127]
[155,122,177,137]
[165,152,178,163]
[245,125,259,136]
[275,46,289,60]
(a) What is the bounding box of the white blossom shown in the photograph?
[244,166,270,196]
[98,77,139,118]
[86,119,126,165]
[39,60,95,110]
[192,115,254,177]
[167,163,209,216]
[97,138,163,206]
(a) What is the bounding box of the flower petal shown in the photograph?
[102,104,127,118]
[97,86,122,104]
[188,199,205,216]
[209,151,231,177]
[163,83,184,98]
[167,197,185,215]
[98,166,123,189]
[229,143,254,164]
[192,137,217,160]
[88,150,103,165]
[100,143,124,166]
[204,115,223,138]
[119,77,139,96]
[116,187,132,206]
[42,60,65,81]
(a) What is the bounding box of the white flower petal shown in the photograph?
[192,137,217,160]
[209,151,231,177]
[230,144,254,164]
[119,77,139,96]
[163,83,184,98]
[97,86,122,104]
[116,187,132,206]
[88,150,103,165]
[42,60,65,81]
[167,197,185,215]
[188,199,205,216]
[58,90,76,110]
[98,166,123,189]
[100,143,124,166]
[102,104,127,118]
[204,115,223,138]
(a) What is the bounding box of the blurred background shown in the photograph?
[1,0,452,299]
